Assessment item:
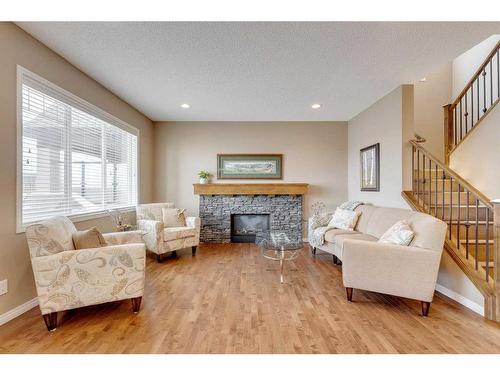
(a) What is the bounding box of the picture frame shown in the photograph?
[360,143,380,191]
[217,154,283,179]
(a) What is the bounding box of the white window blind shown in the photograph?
[18,68,138,230]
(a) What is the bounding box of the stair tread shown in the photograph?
[459,239,493,244]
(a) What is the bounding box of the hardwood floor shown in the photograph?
[1,244,499,354]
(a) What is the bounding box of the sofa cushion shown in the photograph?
[163,227,197,241]
[335,233,378,253]
[324,228,360,243]
[328,208,361,231]
[378,220,415,246]
[361,207,414,239]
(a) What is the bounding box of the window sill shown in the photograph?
[17,206,137,234]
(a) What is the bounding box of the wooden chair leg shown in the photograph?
[421,301,431,317]
[346,287,353,302]
[42,312,58,331]
[156,253,163,263]
[192,246,197,255]
[131,297,142,313]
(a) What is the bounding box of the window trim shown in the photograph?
[16,65,141,233]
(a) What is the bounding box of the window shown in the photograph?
[17,67,138,232]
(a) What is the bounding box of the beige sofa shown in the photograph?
[308,205,447,316]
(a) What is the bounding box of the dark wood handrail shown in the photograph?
[452,40,500,108]
[410,140,493,210]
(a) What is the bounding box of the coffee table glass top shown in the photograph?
[256,231,303,283]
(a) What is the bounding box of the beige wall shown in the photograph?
[0,23,155,316]
[347,85,413,208]
[413,63,452,162]
[450,104,500,200]
[153,121,348,234]
[452,34,500,99]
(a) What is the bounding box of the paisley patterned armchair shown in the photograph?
[136,203,200,262]
[25,216,146,331]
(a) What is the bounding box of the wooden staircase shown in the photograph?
[403,141,498,321]
[403,40,499,321]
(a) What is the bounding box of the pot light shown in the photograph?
[311,103,322,109]
[180,103,190,109]
[419,77,427,82]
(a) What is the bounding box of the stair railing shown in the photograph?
[444,40,500,163]
[411,140,495,284]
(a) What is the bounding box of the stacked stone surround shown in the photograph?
[199,195,302,243]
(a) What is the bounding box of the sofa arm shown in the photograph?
[31,244,145,314]
[307,213,333,242]
[186,216,200,234]
[137,219,164,253]
[342,239,442,302]
[103,230,144,245]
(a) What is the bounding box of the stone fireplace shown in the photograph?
[194,183,308,244]
[199,195,302,243]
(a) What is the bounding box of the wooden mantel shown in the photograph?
[193,183,308,196]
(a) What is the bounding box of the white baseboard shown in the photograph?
[0,297,38,326]
[435,284,484,316]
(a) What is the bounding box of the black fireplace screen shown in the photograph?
[231,214,270,243]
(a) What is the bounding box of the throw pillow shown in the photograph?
[378,220,415,246]
[328,208,361,231]
[72,227,107,250]
[162,208,187,228]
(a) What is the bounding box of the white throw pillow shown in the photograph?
[378,220,415,246]
[328,208,361,231]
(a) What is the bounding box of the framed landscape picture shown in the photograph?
[217,154,283,179]
[360,143,380,191]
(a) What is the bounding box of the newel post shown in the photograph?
[493,199,500,322]
[443,104,453,165]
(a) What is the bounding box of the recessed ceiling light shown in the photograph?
[180,103,190,109]
[311,103,322,109]
[419,77,427,82]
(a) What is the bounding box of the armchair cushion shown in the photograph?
[163,226,197,241]
[72,227,107,249]
[162,208,187,227]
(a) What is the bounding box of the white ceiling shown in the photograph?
[17,22,500,121]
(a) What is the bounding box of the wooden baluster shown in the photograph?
[465,190,470,259]
[475,199,479,270]
[435,164,438,215]
[464,91,468,134]
[417,149,420,201]
[412,146,415,195]
[483,69,487,113]
[471,80,474,128]
[459,99,462,143]
[492,200,499,321]
[449,177,453,240]
[457,183,461,242]
[486,209,490,282]
[443,104,453,165]
[490,59,493,106]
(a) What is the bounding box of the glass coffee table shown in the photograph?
[256,231,304,283]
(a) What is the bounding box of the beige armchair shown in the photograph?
[136,203,200,262]
[26,216,146,331]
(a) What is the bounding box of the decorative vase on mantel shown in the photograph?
[198,170,211,184]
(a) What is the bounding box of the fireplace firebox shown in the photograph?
[231,214,270,243]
